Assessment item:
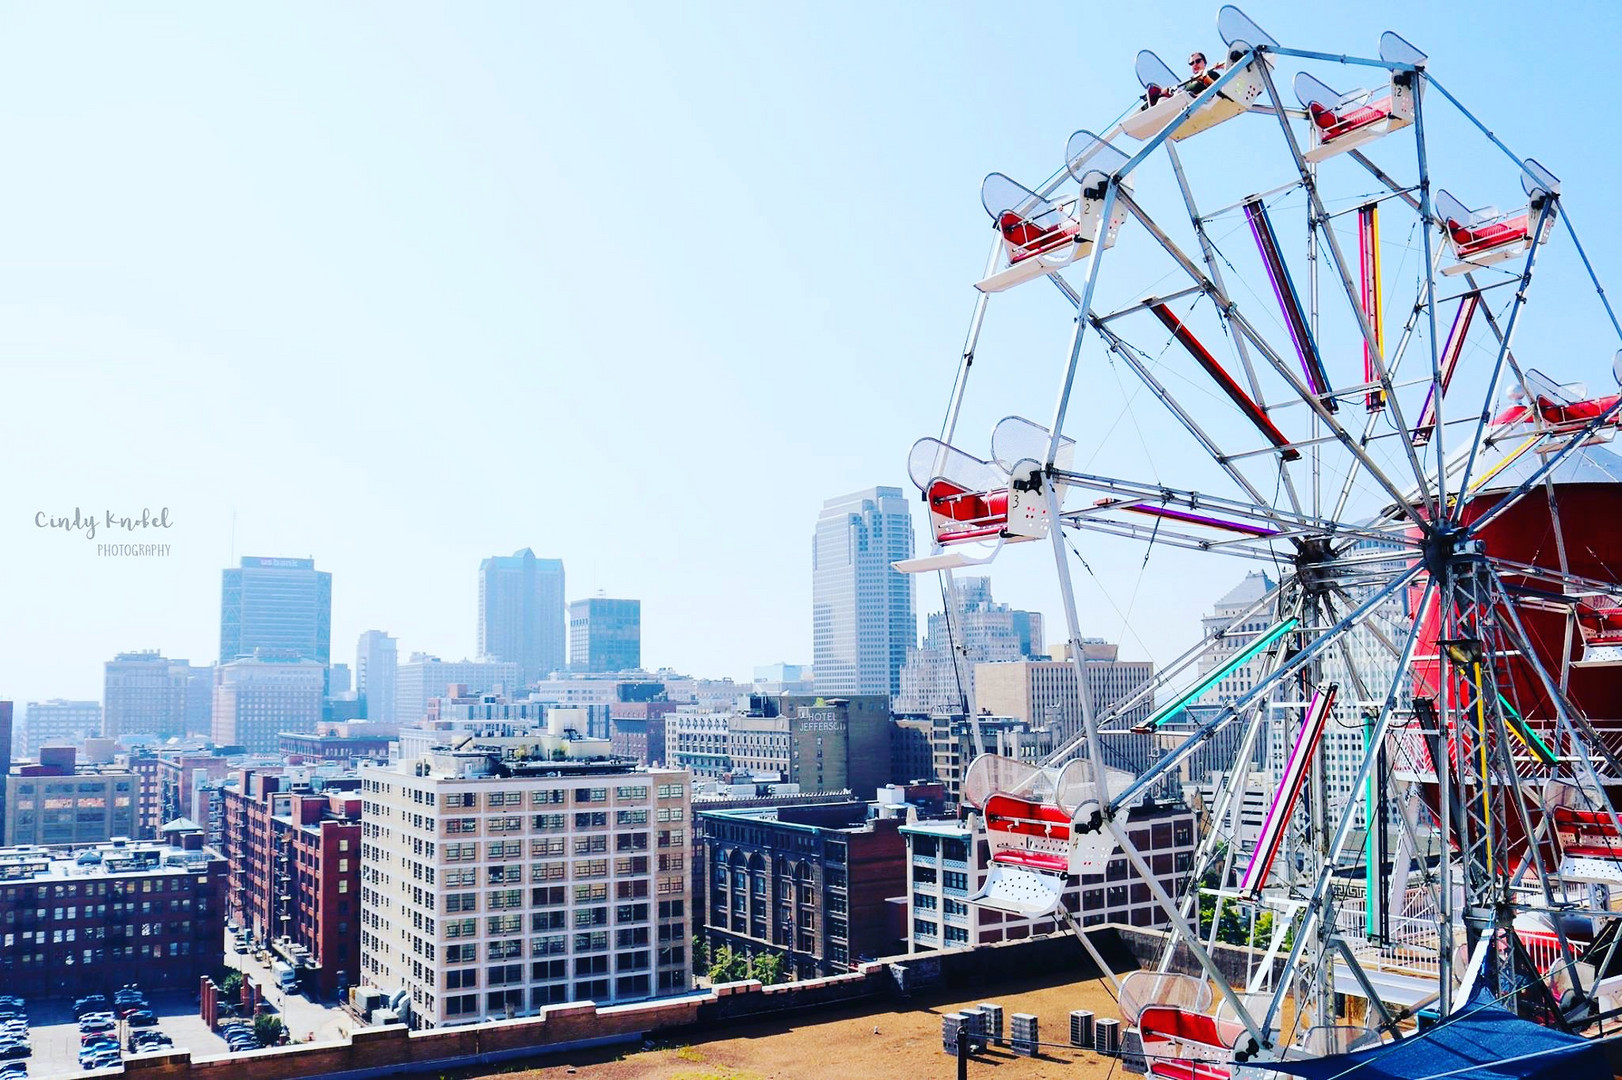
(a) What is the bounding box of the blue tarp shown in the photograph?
[1267,990,1611,1080]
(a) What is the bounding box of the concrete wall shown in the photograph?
[1111,924,1289,988]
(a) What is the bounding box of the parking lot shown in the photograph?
[28,991,230,1077]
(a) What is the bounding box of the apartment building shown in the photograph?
[358,738,691,1028]
[217,768,363,999]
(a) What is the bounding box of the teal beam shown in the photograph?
[1140,617,1300,732]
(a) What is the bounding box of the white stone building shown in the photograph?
[358,735,691,1028]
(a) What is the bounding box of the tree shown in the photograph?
[692,938,710,972]
[219,971,244,999]
[253,1014,285,1047]
[708,944,749,983]
[749,952,783,986]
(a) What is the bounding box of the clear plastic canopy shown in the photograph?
[980,172,1052,223]
[1135,49,1180,91]
[1522,158,1561,198]
[1217,5,1278,52]
[961,753,1046,810]
[1378,30,1427,68]
[1435,189,1474,226]
[1119,971,1213,1026]
[1292,72,1344,110]
[1064,130,1130,187]
[906,437,1005,494]
[1524,368,1586,407]
[991,415,1075,472]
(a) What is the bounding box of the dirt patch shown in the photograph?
[457,971,1127,1080]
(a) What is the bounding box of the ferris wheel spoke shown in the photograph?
[1059,515,1287,561]
[1331,245,1449,523]
[1084,311,1306,522]
[1221,304,1431,528]
[1041,573,1293,770]
[1050,465,1412,546]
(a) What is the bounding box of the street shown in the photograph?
[222,942,351,1046]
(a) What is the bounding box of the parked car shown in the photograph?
[126,1011,158,1028]
[0,1042,29,1060]
[81,1032,117,1047]
[73,996,107,1016]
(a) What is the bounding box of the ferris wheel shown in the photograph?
[899,5,1622,1073]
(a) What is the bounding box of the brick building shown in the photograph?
[5,749,138,847]
[156,752,232,835]
[696,801,906,979]
[608,701,675,767]
[217,767,363,998]
[0,829,226,998]
[126,752,163,839]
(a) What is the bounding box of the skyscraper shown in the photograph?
[896,577,1043,715]
[219,557,332,682]
[567,598,641,673]
[355,630,398,724]
[1198,571,1278,704]
[478,549,565,686]
[211,653,324,753]
[812,486,915,699]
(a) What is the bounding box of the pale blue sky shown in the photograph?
[3,1,1619,705]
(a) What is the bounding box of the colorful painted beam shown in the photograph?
[1149,303,1301,461]
[1137,617,1300,732]
[1241,683,1339,897]
[1105,500,1281,538]
[1359,203,1385,412]
[1244,196,1336,410]
[1413,292,1480,446]
[1497,692,1558,766]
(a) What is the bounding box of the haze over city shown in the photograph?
[6,1,1617,706]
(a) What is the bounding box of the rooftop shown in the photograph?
[495,968,1120,1080]
[0,838,220,883]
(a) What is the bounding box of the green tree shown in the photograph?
[749,952,783,986]
[692,938,710,972]
[253,1014,285,1048]
[708,944,738,983]
[219,971,244,999]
